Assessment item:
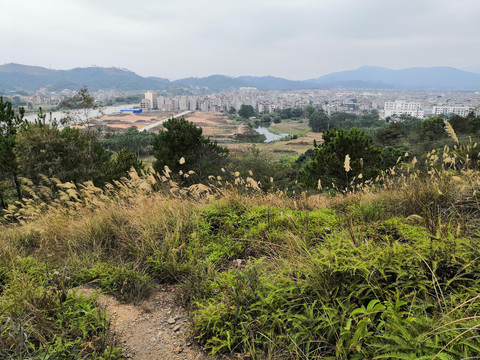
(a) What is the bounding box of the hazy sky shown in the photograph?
[0,0,479,80]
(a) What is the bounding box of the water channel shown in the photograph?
[254,126,290,143]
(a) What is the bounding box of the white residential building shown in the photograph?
[188,98,197,111]
[157,96,165,110]
[179,96,188,111]
[433,106,473,117]
[384,101,424,118]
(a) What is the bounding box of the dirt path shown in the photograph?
[78,286,213,360]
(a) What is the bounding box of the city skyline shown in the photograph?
[0,0,479,80]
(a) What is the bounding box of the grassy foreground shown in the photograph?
[1,151,480,359]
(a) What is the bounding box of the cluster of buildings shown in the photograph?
[384,101,477,119]
[8,87,480,121]
[5,88,127,108]
[139,88,377,114]
[138,89,480,120]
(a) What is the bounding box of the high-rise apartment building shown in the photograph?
[145,91,158,110]
[179,96,188,111]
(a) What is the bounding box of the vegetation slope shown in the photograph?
[1,136,480,359]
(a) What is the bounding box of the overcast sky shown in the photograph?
[0,0,479,80]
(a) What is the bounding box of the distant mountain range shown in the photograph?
[0,64,170,92]
[1,63,480,92]
[307,66,480,90]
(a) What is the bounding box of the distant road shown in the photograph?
[139,111,192,132]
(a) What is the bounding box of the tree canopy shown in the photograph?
[0,96,25,202]
[238,105,255,119]
[15,123,112,185]
[308,110,330,132]
[152,117,228,183]
[104,147,143,182]
[58,87,101,129]
[419,116,446,141]
[300,128,383,189]
[100,127,155,157]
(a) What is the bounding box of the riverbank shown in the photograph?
[268,120,311,137]
[254,125,289,142]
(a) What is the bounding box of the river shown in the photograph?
[255,126,289,142]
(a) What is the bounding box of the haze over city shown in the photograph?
[1,0,479,80]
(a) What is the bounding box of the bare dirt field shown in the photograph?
[183,112,245,140]
[96,111,178,130]
[96,111,248,140]
[95,111,320,159]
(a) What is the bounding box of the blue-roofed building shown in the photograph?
[120,109,142,114]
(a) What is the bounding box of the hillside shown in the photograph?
[2,148,480,359]
[0,63,170,91]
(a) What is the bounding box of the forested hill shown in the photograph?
[0,63,170,91]
[2,63,480,92]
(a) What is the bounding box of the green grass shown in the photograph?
[268,120,311,136]
[0,257,122,359]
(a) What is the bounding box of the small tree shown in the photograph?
[15,123,67,182]
[308,110,330,132]
[15,124,111,185]
[60,127,111,184]
[375,122,405,146]
[305,105,316,118]
[232,145,276,191]
[0,97,25,200]
[299,128,383,189]
[105,148,143,182]
[449,115,469,134]
[152,117,228,183]
[238,105,255,119]
[469,116,480,133]
[419,117,446,141]
[59,87,102,129]
[292,107,305,118]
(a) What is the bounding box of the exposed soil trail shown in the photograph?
[78,286,212,360]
